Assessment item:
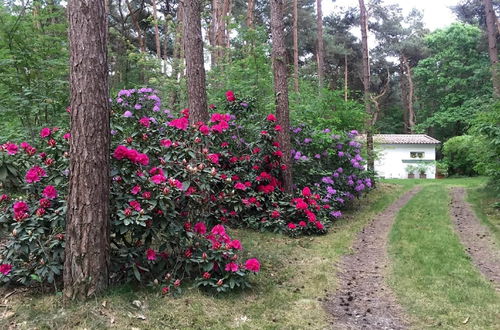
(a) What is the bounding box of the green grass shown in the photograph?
[0,183,411,329]
[389,184,500,329]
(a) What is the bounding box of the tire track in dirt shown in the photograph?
[324,186,422,330]
[450,187,500,290]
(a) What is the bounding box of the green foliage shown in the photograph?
[469,101,500,194]
[414,23,491,141]
[442,135,481,176]
[0,4,69,141]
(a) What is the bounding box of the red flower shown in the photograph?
[139,117,151,127]
[151,174,166,184]
[299,221,307,227]
[42,185,58,199]
[315,222,324,230]
[266,114,277,121]
[244,258,260,272]
[271,210,280,218]
[40,127,51,138]
[131,185,141,195]
[211,224,226,236]
[229,239,242,250]
[302,187,312,197]
[5,143,18,155]
[234,182,246,190]
[199,125,210,135]
[0,264,12,275]
[225,262,239,272]
[207,153,219,164]
[194,222,207,234]
[274,125,282,131]
[203,272,211,279]
[168,117,189,130]
[25,166,46,183]
[160,139,173,148]
[225,90,236,102]
[162,287,169,294]
[13,201,28,214]
[287,223,296,229]
[146,249,157,261]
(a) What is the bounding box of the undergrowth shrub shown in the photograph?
[0,88,373,293]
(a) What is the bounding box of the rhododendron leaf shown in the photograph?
[203,263,214,272]
[132,264,141,282]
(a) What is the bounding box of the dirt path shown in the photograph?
[325,187,421,330]
[450,187,500,290]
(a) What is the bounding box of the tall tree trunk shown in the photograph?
[358,0,374,172]
[183,0,208,123]
[163,17,169,73]
[399,57,409,132]
[270,0,293,193]
[170,5,184,109]
[152,0,161,59]
[126,0,146,52]
[402,55,416,131]
[316,0,325,89]
[293,0,299,92]
[483,0,500,97]
[65,0,110,300]
[246,0,255,28]
[344,54,348,101]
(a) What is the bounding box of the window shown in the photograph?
[410,152,424,158]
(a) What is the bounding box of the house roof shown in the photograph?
[358,134,440,144]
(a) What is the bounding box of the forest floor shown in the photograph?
[1,178,499,329]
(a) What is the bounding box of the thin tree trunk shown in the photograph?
[152,0,161,59]
[358,0,374,172]
[316,0,325,89]
[293,0,299,92]
[163,17,169,73]
[246,0,255,28]
[402,55,416,131]
[270,0,293,193]
[183,0,208,123]
[399,57,409,132]
[344,54,348,101]
[126,0,145,52]
[170,5,184,109]
[483,0,500,97]
[65,0,110,300]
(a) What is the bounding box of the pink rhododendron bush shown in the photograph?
[0,88,373,292]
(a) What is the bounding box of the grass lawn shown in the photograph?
[0,183,411,329]
[388,183,500,329]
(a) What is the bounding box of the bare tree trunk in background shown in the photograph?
[316,0,325,89]
[399,58,409,132]
[65,0,110,301]
[152,0,161,59]
[483,0,500,98]
[163,17,169,73]
[358,0,374,172]
[225,0,232,49]
[212,0,231,64]
[270,0,293,193]
[293,0,299,92]
[247,0,255,28]
[170,5,184,108]
[126,0,146,52]
[402,55,416,131]
[344,54,348,101]
[183,0,208,123]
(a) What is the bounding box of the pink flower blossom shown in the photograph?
[207,153,219,164]
[211,224,226,236]
[139,117,151,127]
[266,114,277,121]
[160,139,173,148]
[129,200,142,212]
[287,223,296,229]
[199,125,210,135]
[151,174,166,184]
[244,258,260,272]
[225,262,239,272]
[63,133,71,140]
[234,182,246,190]
[194,222,207,234]
[271,210,280,218]
[5,143,18,155]
[302,187,312,197]
[225,90,236,102]
[113,145,129,160]
[131,185,141,195]
[168,117,189,130]
[0,264,12,275]
[229,239,242,250]
[42,185,58,199]
[315,221,324,230]
[25,166,46,183]
[13,201,28,214]
[40,128,51,138]
[146,248,157,261]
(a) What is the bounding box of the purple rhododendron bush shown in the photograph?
[0,88,374,294]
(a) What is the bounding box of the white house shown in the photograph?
[370,134,440,179]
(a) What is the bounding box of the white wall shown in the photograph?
[375,144,437,179]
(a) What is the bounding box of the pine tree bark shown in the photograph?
[152,0,161,59]
[293,0,299,92]
[65,0,110,300]
[170,5,184,109]
[246,0,255,28]
[483,0,500,97]
[402,55,416,131]
[270,0,293,193]
[344,54,348,101]
[183,0,209,123]
[316,0,325,89]
[358,0,374,172]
